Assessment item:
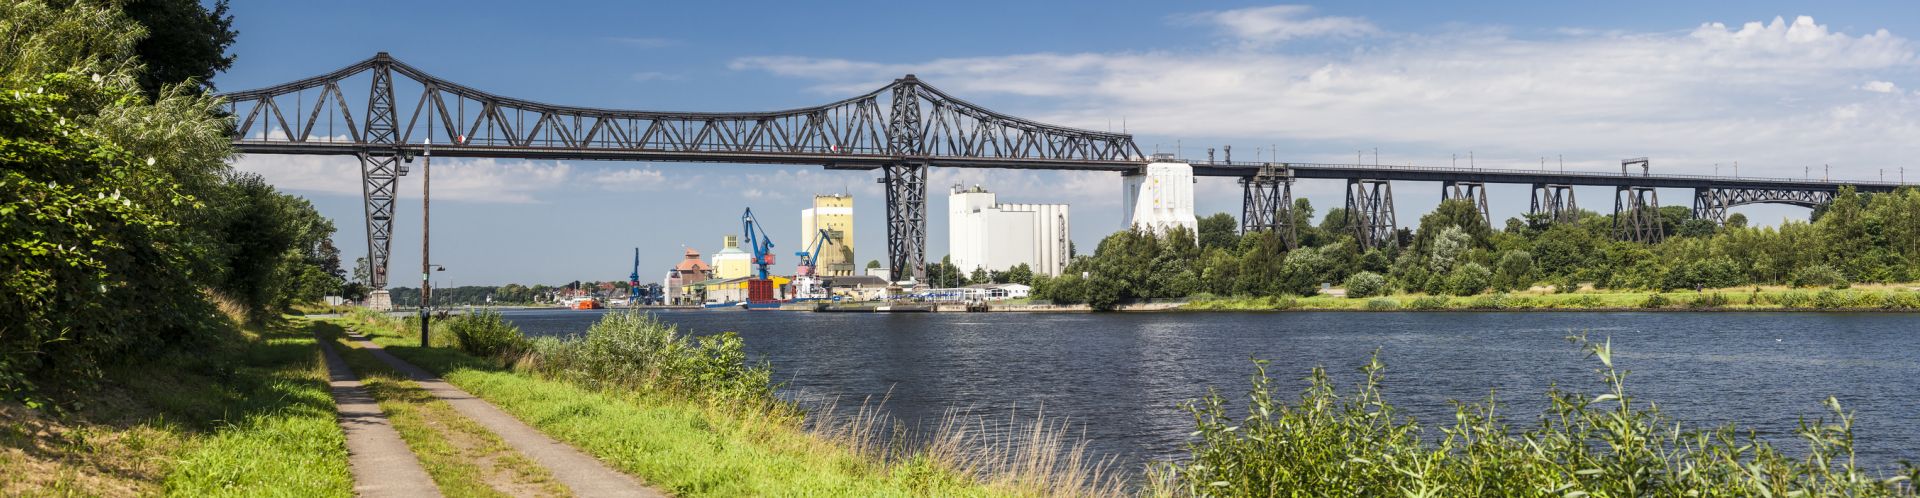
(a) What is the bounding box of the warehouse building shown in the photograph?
[801,194,856,276]
[947,184,1070,276]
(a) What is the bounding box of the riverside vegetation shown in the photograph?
[3,1,361,495]
[1014,191,1920,310]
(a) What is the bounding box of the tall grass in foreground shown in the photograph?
[808,398,1126,496]
[1148,335,1919,497]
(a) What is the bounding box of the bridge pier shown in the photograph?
[1613,186,1664,243]
[1346,179,1397,250]
[1239,164,1296,248]
[358,57,403,308]
[1530,183,1578,223]
[1441,180,1489,226]
[881,164,927,283]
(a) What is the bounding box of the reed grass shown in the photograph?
[1147,334,1919,497]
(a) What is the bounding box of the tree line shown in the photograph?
[3,1,343,397]
[1028,188,1920,309]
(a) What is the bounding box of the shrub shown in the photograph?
[1789,264,1848,288]
[1638,293,1672,309]
[529,311,772,402]
[1685,292,1729,308]
[445,309,528,363]
[1774,291,1811,308]
[1812,290,1857,309]
[1553,275,1581,294]
[1344,272,1388,299]
[1407,296,1450,310]
[1364,297,1399,311]
[1568,294,1605,308]
[1469,293,1512,310]
[1447,263,1493,296]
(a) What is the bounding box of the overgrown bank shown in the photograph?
[1179,284,1920,311]
[0,320,351,496]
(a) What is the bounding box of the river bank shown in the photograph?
[1178,283,1920,312]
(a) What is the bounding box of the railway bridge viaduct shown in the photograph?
[218,53,1906,288]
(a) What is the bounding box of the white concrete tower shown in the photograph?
[1123,161,1198,234]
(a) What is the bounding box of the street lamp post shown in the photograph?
[420,138,432,348]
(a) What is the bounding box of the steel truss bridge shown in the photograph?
[219,53,1908,288]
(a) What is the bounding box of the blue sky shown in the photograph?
[221,1,1920,286]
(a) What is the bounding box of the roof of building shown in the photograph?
[675,248,712,272]
[964,282,1032,290]
[826,275,891,288]
[714,245,748,257]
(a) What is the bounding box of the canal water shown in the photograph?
[501,309,1919,472]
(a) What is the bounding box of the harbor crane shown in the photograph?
[740,208,779,305]
[795,228,832,277]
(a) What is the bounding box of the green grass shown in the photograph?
[2,319,352,497]
[317,322,567,498]
[330,315,1005,497]
[1181,284,1920,311]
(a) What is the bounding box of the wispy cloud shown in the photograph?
[1178,5,1378,46]
[232,155,575,204]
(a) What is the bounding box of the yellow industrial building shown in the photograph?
[711,235,752,279]
[801,194,856,276]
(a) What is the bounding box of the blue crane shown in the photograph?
[740,208,775,280]
[628,247,641,305]
[795,228,831,276]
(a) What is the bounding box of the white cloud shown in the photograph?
[1180,5,1378,45]
[589,167,667,191]
[1861,80,1900,93]
[730,14,1920,181]
[231,155,574,204]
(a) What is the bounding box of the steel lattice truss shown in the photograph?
[1691,187,1831,223]
[1346,179,1397,250]
[1240,165,1297,248]
[219,53,1143,169]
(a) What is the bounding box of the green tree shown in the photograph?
[123,0,237,97]
[1197,212,1240,250]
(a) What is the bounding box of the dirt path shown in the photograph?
[316,337,443,497]
[346,333,666,498]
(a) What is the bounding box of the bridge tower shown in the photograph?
[1239,164,1297,248]
[883,77,928,283]
[1346,179,1397,250]
[1441,180,1490,226]
[1530,183,1578,223]
[359,53,406,308]
[1613,186,1664,243]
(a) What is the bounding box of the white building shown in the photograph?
[1123,159,1198,235]
[948,185,1070,276]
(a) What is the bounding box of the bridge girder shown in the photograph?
[220,53,1142,290]
[1691,186,1831,223]
[1441,180,1490,227]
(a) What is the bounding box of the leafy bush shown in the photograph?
[1153,337,1920,497]
[1469,293,1513,310]
[1567,294,1605,308]
[1638,293,1672,309]
[529,311,773,402]
[1364,297,1399,311]
[1773,291,1811,308]
[1813,290,1860,309]
[1343,271,1387,299]
[1790,264,1848,288]
[445,309,528,363]
[1685,292,1729,308]
[1447,262,1494,296]
[1407,296,1450,310]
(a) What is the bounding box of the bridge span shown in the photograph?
[218,53,1908,288]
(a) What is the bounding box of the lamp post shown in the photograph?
[419,137,433,348]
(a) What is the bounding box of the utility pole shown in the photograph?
[419,138,432,348]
